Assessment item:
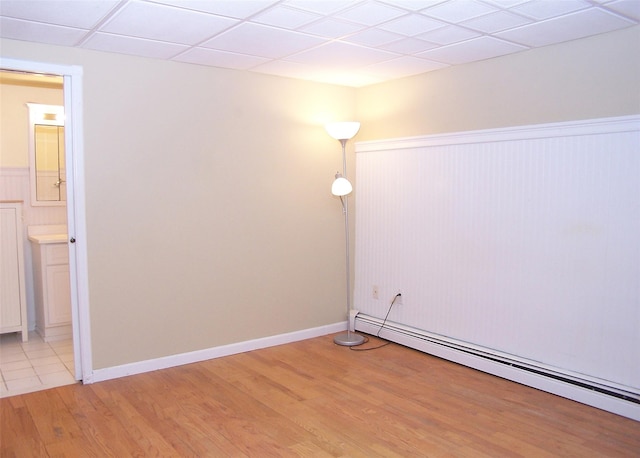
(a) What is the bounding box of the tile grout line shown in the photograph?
[0,331,76,398]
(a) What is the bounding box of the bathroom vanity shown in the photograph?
[28,225,71,341]
[0,201,28,342]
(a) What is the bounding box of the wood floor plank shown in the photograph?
[2,333,639,457]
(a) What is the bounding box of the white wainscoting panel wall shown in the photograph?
[353,116,640,419]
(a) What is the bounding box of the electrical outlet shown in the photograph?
[372,285,379,300]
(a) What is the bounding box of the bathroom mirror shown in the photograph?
[27,103,66,206]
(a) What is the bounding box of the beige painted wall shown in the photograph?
[356,25,640,140]
[1,39,357,369]
[0,82,63,167]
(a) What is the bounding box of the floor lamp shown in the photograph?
[326,122,365,347]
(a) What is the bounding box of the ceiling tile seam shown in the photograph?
[149,6,287,62]
[493,6,638,47]
[141,0,286,22]
[591,4,640,24]
[175,14,531,71]
[157,1,370,63]
[167,22,325,63]
[0,15,93,35]
[500,1,637,23]
[74,0,132,47]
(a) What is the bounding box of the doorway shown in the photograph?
[0,59,91,395]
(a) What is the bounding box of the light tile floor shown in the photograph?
[0,331,77,398]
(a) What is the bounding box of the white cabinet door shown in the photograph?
[0,203,28,340]
[46,264,71,326]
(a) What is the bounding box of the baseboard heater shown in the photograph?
[355,313,640,421]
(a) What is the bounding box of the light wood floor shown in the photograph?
[2,333,639,457]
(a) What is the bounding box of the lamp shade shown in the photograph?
[332,174,353,196]
[325,122,360,140]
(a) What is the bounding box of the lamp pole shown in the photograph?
[333,139,365,347]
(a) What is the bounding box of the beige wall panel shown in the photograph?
[356,26,640,140]
[1,39,357,369]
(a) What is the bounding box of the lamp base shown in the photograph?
[333,331,365,347]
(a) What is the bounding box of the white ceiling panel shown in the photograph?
[82,33,189,59]
[0,0,637,87]
[381,0,452,11]
[363,55,449,78]
[174,47,270,69]
[0,0,120,29]
[101,1,238,45]
[600,0,640,20]
[151,0,279,18]
[286,40,398,68]
[252,5,321,28]
[380,37,440,54]
[342,28,405,47]
[202,23,324,58]
[496,8,636,47]
[423,0,498,23]
[282,0,353,15]
[418,36,527,65]
[253,58,384,86]
[333,1,407,26]
[461,10,533,33]
[510,0,590,20]
[378,13,446,36]
[418,25,482,45]
[0,16,88,46]
[301,17,366,38]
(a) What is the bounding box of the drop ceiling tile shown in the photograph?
[252,59,320,79]
[282,0,352,15]
[418,25,481,45]
[1,0,638,88]
[101,1,238,45]
[334,1,408,26]
[0,16,88,46]
[380,0,451,11]
[378,12,446,36]
[482,0,529,7]
[364,55,449,78]
[509,0,590,20]
[422,0,498,23]
[462,10,533,33]
[253,58,384,86]
[252,5,322,29]
[201,23,325,59]
[173,47,270,69]
[495,8,635,47]
[301,17,366,38]
[380,36,440,53]
[82,32,189,59]
[151,0,278,19]
[342,28,405,46]
[0,0,119,29]
[286,40,399,68]
[418,36,527,64]
[605,0,640,20]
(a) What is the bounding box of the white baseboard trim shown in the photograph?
[355,318,640,422]
[87,321,346,384]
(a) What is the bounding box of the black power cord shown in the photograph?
[350,293,401,351]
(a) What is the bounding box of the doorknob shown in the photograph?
[70,237,76,243]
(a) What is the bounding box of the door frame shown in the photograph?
[1,58,93,382]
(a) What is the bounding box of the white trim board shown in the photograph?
[356,115,640,152]
[355,316,640,421]
[88,322,346,384]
